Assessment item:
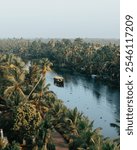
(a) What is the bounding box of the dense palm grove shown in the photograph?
[0,38,120,150]
[0,38,120,86]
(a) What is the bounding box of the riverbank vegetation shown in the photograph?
[0,38,120,86]
[0,54,120,149]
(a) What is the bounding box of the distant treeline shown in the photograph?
[0,38,120,86]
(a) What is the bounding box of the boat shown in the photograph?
[53,76,64,87]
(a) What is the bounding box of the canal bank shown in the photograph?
[46,70,120,138]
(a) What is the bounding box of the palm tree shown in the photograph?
[102,138,120,150]
[0,54,26,108]
[0,54,25,71]
[64,107,83,136]
[3,69,26,105]
[27,58,52,100]
[13,102,42,144]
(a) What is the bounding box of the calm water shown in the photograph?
[46,70,120,138]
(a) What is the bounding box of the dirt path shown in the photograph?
[52,130,69,150]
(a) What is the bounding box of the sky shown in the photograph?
[0,0,120,39]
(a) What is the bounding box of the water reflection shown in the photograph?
[46,70,120,138]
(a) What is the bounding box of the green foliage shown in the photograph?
[49,98,120,150]
[47,143,56,150]
[102,139,120,150]
[2,141,20,150]
[0,54,120,150]
[13,102,42,140]
[0,38,120,86]
[37,116,54,149]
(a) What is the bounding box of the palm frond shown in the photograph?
[4,86,15,98]
[4,75,17,84]
[17,87,26,99]
[19,72,25,82]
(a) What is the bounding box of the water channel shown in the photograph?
[46,70,120,138]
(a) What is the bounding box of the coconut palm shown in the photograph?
[37,116,54,150]
[27,58,52,100]
[102,138,120,150]
[0,54,25,73]
[64,108,81,136]
[13,102,42,143]
[3,70,26,105]
[0,55,27,109]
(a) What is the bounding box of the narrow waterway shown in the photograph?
[46,70,120,138]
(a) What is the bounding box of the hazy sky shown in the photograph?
[0,0,119,38]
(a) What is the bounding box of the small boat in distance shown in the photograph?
[53,76,64,87]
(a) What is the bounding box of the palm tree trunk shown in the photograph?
[26,75,43,100]
[42,144,48,150]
